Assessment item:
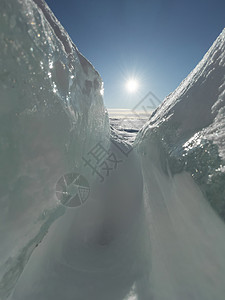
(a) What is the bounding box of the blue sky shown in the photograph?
[46,0,225,108]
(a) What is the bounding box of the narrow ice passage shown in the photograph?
[1,1,225,299]
[10,125,225,300]
[9,135,152,300]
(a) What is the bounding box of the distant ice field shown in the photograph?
[107,109,152,144]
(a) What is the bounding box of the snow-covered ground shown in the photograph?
[108,109,150,144]
[139,152,225,300]
[1,0,225,299]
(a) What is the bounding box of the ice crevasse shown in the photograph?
[0,0,225,299]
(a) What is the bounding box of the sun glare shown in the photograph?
[125,79,139,93]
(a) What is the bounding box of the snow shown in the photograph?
[108,109,149,144]
[9,141,150,300]
[139,151,225,299]
[1,0,225,299]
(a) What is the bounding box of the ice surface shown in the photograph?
[139,163,225,300]
[134,28,225,299]
[1,0,225,299]
[9,139,152,300]
[136,28,225,218]
[0,0,109,298]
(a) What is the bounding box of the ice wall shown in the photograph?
[0,0,109,298]
[135,29,225,299]
[136,28,225,219]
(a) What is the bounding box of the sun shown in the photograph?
[125,79,139,93]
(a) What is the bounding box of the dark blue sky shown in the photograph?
[45,0,225,108]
